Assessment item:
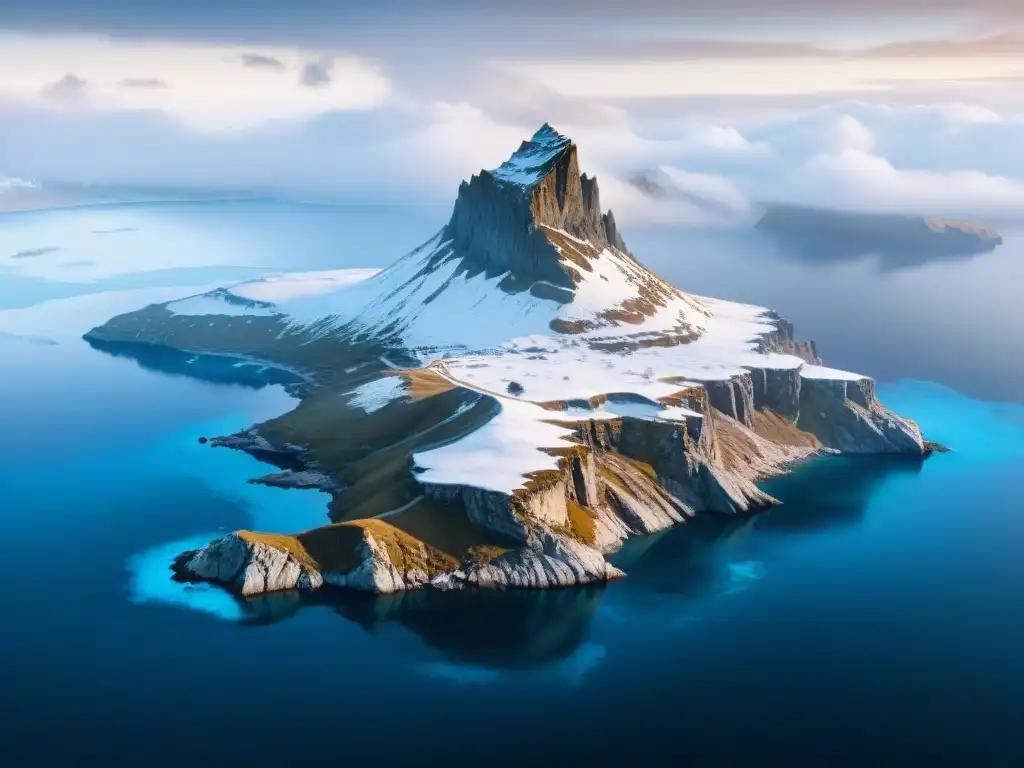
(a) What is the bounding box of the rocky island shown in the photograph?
[87,124,941,599]
[755,203,1003,260]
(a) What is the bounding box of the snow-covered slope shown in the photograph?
[158,125,720,356]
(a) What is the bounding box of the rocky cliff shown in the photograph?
[175,347,930,598]
[445,123,628,289]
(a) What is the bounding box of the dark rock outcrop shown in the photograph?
[444,124,626,288]
[702,375,756,427]
[797,376,925,454]
[748,366,802,420]
[756,203,1003,263]
[757,312,822,365]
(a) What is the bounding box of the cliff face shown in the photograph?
[757,312,822,365]
[177,338,932,599]
[797,376,925,453]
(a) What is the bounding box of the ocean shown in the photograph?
[1,201,1022,765]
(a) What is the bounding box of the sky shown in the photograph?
[2,0,1024,223]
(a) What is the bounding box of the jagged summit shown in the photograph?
[490,123,574,187]
[444,124,629,290]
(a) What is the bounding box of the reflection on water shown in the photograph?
[86,338,306,392]
[754,454,926,533]
[188,451,931,674]
[235,582,608,672]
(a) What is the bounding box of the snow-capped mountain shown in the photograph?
[87,124,938,600]
[160,123,711,354]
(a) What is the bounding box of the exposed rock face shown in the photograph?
[421,483,533,543]
[797,376,925,453]
[758,313,822,365]
[748,366,803,421]
[326,533,430,594]
[466,530,624,589]
[176,533,323,597]
[703,375,756,427]
[250,469,338,491]
[445,124,627,288]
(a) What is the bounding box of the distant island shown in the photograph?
[755,203,1003,262]
[86,125,943,601]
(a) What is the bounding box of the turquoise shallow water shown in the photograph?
[1,202,1022,765]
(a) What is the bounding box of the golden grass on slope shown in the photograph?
[399,368,457,401]
[542,227,598,274]
[237,525,373,576]
[347,518,458,577]
[750,409,820,449]
[256,379,495,521]
[565,498,597,546]
[236,530,320,573]
[239,516,462,579]
[383,497,515,564]
[466,545,511,565]
[333,395,497,520]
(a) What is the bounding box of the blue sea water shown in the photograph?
[1,202,1022,765]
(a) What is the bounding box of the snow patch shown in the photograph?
[800,364,867,381]
[231,268,381,303]
[414,397,577,495]
[346,376,408,414]
[168,292,273,318]
[490,124,572,187]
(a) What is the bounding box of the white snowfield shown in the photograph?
[800,364,866,381]
[167,268,382,320]
[162,231,714,354]
[413,397,579,494]
[155,242,877,497]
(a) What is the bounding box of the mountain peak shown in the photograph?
[490,123,573,188]
[445,123,629,288]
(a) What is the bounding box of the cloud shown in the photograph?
[856,34,1024,58]
[120,77,167,89]
[627,167,750,224]
[238,53,287,70]
[626,103,1024,224]
[0,175,37,192]
[301,57,334,87]
[0,37,392,130]
[41,72,88,99]
[3,93,1024,228]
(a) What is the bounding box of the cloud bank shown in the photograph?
[2,95,1023,228]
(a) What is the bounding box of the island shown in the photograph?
[86,124,943,598]
[755,203,1003,262]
